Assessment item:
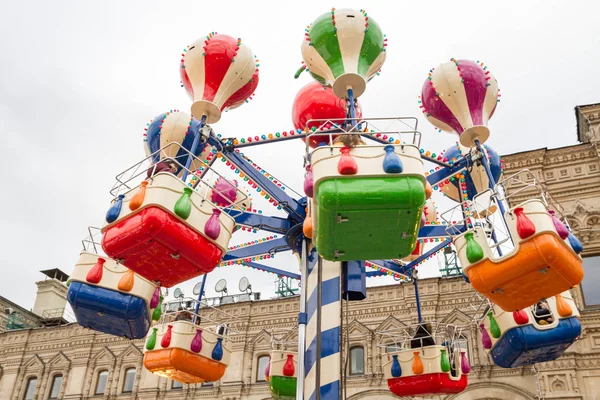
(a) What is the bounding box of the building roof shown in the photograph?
[40,268,69,282]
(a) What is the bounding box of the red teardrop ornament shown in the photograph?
[513,309,529,325]
[338,146,358,175]
[161,325,173,348]
[86,257,105,284]
[283,354,295,377]
[514,207,536,239]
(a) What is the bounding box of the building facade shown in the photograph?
[1,104,599,400]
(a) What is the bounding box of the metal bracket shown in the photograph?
[336,214,349,223]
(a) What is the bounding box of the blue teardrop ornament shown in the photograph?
[383,145,403,174]
[105,194,125,223]
[211,337,224,361]
[391,355,402,377]
[568,232,583,254]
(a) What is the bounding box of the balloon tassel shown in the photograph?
[383,145,403,173]
[513,309,529,325]
[117,269,134,292]
[440,349,450,372]
[391,355,402,377]
[105,194,124,223]
[460,351,471,374]
[514,207,536,239]
[204,208,221,240]
[152,295,163,321]
[86,257,105,284]
[488,312,501,338]
[412,352,424,374]
[568,232,583,254]
[479,324,492,349]
[264,356,271,382]
[190,329,203,352]
[211,337,224,361]
[150,287,160,309]
[555,293,573,317]
[129,181,148,211]
[338,147,358,175]
[465,232,484,263]
[283,354,295,376]
[303,165,314,198]
[145,328,157,350]
[549,210,569,239]
[303,216,313,239]
[160,325,173,348]
[174,187,193,220]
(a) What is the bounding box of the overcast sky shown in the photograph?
[1,0,599,311]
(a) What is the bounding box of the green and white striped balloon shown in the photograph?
[301,8,387,98]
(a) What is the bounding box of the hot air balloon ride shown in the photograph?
[269,351,298,400]
[452,197,584,311]
[67,229,160,339]
[101,110,238,288]
[479,292,581,368]
[292,81,362,148]
[420,59,500,147]
[181,33,259,124]
[299,8,386,99]
[300,9,426,261]
[143,319,232,384]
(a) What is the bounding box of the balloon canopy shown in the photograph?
[181,33,259,124]
[441,143,502,202]
[301,8,386,99]
[420,59,499,147]
[143,111,211,174]
[292,82,363,148]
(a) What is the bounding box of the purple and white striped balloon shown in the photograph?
[420,59,500,147]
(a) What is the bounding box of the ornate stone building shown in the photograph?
[1,104,599,400]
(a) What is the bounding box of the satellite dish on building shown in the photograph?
[239,277,251,293]
[215,279,228,295]
[174,288,184,299]
[193,281,202,296]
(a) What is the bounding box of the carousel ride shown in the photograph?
[64,7,586,399]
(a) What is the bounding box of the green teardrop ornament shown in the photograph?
[440,349,450,372]
[152,295,163,321]
[146,328,157,350]
[488,312,501,339]
[465,232,484,263]
[174,187,193,220]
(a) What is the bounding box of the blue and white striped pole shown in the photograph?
[304,247,341,400]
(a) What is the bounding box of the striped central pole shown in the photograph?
[304,245,341,400]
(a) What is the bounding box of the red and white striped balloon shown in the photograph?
[420,59,499,147]
[180,33,259,124]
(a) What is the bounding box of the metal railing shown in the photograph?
[108,142,248,217]
[304,116,422,160]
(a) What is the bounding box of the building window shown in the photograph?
[171,380,183,389]
[256,355,270,382]
[349,346,364,376]
[582,256,600,306]
[95,370,108,395]
[386,344,402,353]
[48,375,62,399]
[122,368,136,393]
[23,377,37,400]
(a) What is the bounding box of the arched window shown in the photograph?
[349,346,364,376]
[23,377,37,400]
[122,368,136,393]
[171,380,183,389]
[94,370,108,395]
[256,355,270,382]
[48,375,62,399]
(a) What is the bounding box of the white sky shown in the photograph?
[1,0,599,310]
